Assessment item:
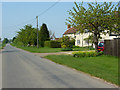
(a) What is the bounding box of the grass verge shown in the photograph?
[11,43,62,53]
[44,55,118,85]
[0,43,6,49]
[11,43,94,53]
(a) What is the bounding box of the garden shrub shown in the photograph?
[98,51,104,55]
[61,48,73,51]
[73,45,80,48]
[60,36,75,48]
[44,40,61,48]
[61,45,67,48]
[72,51,101,57]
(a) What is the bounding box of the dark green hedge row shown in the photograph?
[44,40,61,48]
[61,48,73,51]
[72,51,104,57]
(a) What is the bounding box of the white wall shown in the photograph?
[64,32,117,47]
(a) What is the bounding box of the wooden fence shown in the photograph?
[104,38,120,58]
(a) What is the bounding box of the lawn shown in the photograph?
[16,46,62,53]
[45,55,118,85]
[11,43,94,53]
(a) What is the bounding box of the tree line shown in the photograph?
[13,23,50,47]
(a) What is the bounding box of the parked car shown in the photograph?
[97,42,104,52]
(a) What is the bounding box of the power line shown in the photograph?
[37,0,61,17]
[3,0,61,30]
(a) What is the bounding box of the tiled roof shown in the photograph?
[55,38,60,41]
[63,27,78,35]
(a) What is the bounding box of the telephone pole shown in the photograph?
[36,16,39,48]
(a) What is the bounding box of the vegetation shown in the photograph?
[11,43,94,53]
[0,43,2,49]
[0,43,6,49]
[61,48,73,51]
[39,23,50,47]
[72,51,103,57]
[11,43,61,53]
[0,38,9,49]
[44,40,61,48]
[2,38,9,44]
[45,55,118,85]
[66,2,119,52]
[14,25,37,46]
[59,36,75,48]
[13,23,50,47]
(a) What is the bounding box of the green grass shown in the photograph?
[72,47,94,51]
[11,44,62,53]
[11,43,94,53]
[0,43,6,49]
[45,55,118,85]
[0,43,2,49]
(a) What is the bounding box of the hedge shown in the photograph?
[72,51,104,57]
[44,40,61,48]
[61,48,73,51]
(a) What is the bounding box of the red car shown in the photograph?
[97,42,104,52]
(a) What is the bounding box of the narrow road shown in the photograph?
[2,44,116,88]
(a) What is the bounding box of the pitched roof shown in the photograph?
[55,38,60,41]
[63,27,78,35]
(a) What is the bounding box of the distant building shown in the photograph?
[55,38,60,41]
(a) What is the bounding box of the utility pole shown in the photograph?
[36,16,39,48]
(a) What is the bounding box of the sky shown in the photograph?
[1,1,119,40]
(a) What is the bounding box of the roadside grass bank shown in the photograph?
[0,43,6,49]
[44,55,118,85]
[11,43,94,53]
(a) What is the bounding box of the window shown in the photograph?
[77,40,80,45]
[85,40,89,45]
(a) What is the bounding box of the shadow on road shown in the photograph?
[2,50,19,53]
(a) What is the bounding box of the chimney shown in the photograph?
[67,24,71,29]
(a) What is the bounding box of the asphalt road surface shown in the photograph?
[2,44,116,88]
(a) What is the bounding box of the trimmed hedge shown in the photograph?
[61,48,73,51]
[44,40,61,48]
[72,51,104,57]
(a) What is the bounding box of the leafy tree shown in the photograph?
[12,37,16,42]
[39,23,50,47]
[2,38,9,44]
[15,25,37,46]
[66,2,119,52]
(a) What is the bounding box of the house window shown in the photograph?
[85,40,89,45]
[77,40,80,45]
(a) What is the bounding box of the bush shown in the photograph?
[61,45,67,48]
[44,40,61,48]
[60,36,75,48]
[73,45,80,48]
[61,48,73,51]
[72,51,99,57]
[98,51,104,55]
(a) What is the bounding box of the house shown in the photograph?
[63,25,117,47]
